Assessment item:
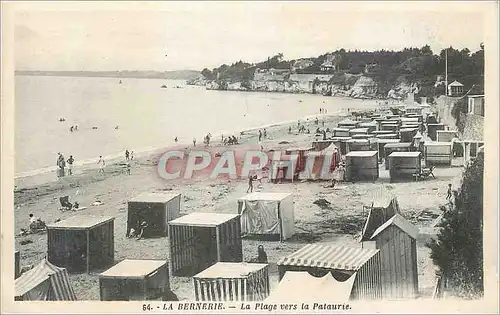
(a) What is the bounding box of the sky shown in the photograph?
[11,1,487,71]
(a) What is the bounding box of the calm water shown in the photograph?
[15,75,377,177]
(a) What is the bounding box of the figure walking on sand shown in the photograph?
[57,153,66,177]
[97,156,105,173]
[175,137,178,143]
[67,155,74,176]
[446,183,452,201]
[258,130,262,142]
[263,128,267,138]
[130,151,134,160]
[125,150,130,161]
[247,174,255,193]
[193,138,196,147]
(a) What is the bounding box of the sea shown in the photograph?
[14,75,379,178]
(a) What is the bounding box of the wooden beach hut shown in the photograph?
[332,128,350,137]
[424,142,453,166]
[277,244,382,300]
[345,151,379,182]
[380,123,399,133]
[168,213,242,276]
[193,262,270,301]
[265,271,356,303]
[384,143,413,169]
[388,152,422,182]
[352,134,372,140]
[361,214,419,299]
[338,120,360,129]
[349,128,369,137]
[371,130,394,137]
[436,130,458,142]
[426,123,445,141]
[15,259,77,301]
[127,192,181,238]
[361,196,401,242]
[399,128,419,142]
[331,137,351,155]
[346,139,371,153]
[359,122,378,133]
[405,106,423,115]
[376,133,399,140]
[99,260,170,301]
[375,139,400,161]
[237,192,294,241]
[15,250,20,279]
[47,215,115,273]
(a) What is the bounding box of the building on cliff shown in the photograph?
[447,80,464,96]
[320,53,340,72]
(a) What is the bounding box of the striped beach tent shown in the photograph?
[15,259,77,301]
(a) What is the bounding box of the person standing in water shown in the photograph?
[97,156,105,173]
[125,150,130,161]
[67,155,74,175]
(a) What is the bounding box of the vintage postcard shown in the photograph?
[1,1,498,314]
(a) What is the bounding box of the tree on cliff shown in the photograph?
[427,153,484,298]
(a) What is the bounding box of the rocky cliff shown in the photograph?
[198,73,417,99]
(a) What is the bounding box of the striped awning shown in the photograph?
[15,259,77,300]
[277,244,379,271]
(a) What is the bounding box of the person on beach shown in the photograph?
[257,245,268,263]
[125,150,130,161]
[315,117,319,125]
[322,120,325,127]
[263,129,267,138]
[67,155,74,175]
[70,126,74,132]
[258,130,262,142]
[193,138,196,146]
[57,153,66,177]
[446,184,452,201]
[126,163,131,175]
[288,126,292,134]
[175,137,178,143]
[97,156,105,173]
[74,125,78,131]
[247,174,255,193]
[130,151,134,160]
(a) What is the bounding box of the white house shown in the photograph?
[447,81,464,96]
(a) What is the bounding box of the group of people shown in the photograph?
[126,220,148,240]
[222,135,239,145]
[56,153,75,177]
[258,129,267,142]
[69,125,79,132]
[203,133,212,146]
[125,150,134,161]
[319,108,328,114]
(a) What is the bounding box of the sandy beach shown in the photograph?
[14,110,464,301]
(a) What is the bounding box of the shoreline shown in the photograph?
[13,105,368,186]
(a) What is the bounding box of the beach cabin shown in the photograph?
[352,134,371,140]
[99,260,171,301]
[388,152,422,182]
[47,215,115,273]
[401,117,419,124]
[436,130,458,143]
[384,143,413,169]
[338,120,360,129]
[346,139,371,153]
[376,133,398,140]
[304,143,340,180]
[399,128,419,142]
[375,139,400,160]
[361,214,419,299]
[371,130,395,137]
[15,250,20,279]
[424,142,453,166]
[127,192,181,238]
[359,122,378,133]
[361,197,401,242]
[331,137,351,155]
[332,128,350,137]
[345,151,379,182]
[193,263,270,301]
[15,259,77,301]
[237,192,294,241]
[312,140,334,151]
[349,128,369,137]
[168,213,242,276]
[426,123,445,141]
[380,123,399,133]
[277,244,382,300]
[265,271,356,303]
[405,106,423,115]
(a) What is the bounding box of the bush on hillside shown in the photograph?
[427,154,484,298]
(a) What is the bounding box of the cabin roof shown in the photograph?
[129,192,181,203]
[47,215,114,230]
[100,260,166,279]
[169,213,239,227]
[370,213,419,240]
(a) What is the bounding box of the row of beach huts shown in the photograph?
[15,189,420,302]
